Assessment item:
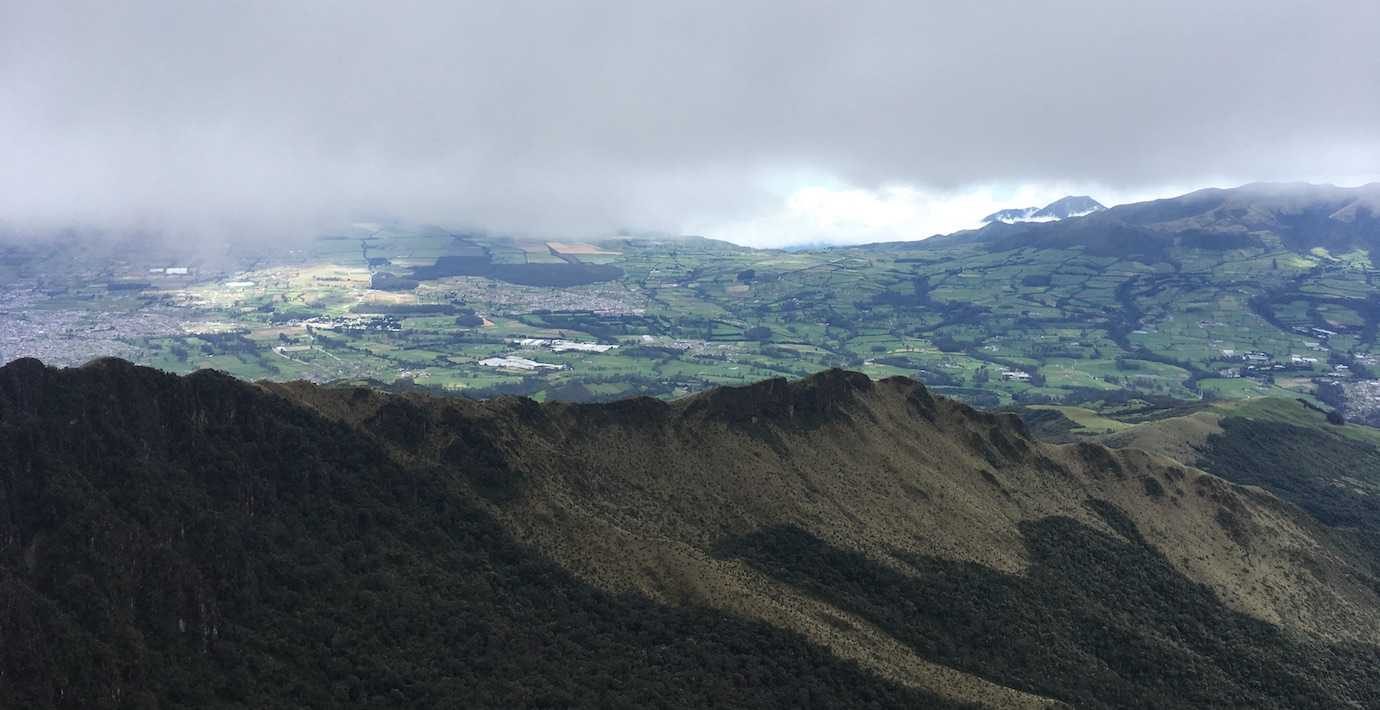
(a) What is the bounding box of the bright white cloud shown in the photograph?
[692,182,1187,249]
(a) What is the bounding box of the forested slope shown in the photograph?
[4,358,1380,708]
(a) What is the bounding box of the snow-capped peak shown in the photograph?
[983,195,1105,224]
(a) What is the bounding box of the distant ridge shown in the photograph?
[941,181,1380,259]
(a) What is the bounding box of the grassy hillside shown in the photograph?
[4,359,1380,708]
[720,509,1379,710]
[1040,394,1380,599]
[1087,397,1380,531]
[278,365,1380,705]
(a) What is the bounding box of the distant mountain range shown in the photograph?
[942,182,1380,258]
[981,195,1105,224]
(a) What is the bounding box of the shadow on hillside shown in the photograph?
[0,360,964,709]
[715,499,1380,710]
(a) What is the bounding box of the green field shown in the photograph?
[4,220,1378,408]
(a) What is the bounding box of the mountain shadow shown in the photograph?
[716,499,1380,710]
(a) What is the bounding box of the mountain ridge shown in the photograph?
[4,358,1380,708]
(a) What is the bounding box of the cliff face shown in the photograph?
[3,359,1380,709]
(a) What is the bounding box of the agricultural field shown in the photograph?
[3,219,1379,411]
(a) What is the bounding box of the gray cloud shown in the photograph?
[3,0,1379,243]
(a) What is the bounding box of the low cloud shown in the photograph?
[3,1,1378,245]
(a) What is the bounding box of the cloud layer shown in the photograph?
[3,1,1378,245]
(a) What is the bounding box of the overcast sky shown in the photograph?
[3,1,1379,247]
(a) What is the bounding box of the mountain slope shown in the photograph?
[228,372,1380,705]
[0,358,962,709]
[1086,396,1380,565]
[4,359,1380,708]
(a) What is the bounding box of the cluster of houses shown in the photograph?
[1334,379,1380,427]
[1213,348,1320,379]
[302,314,403,332]
[1210,345,1365,380]
[1292,326,1348,340]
